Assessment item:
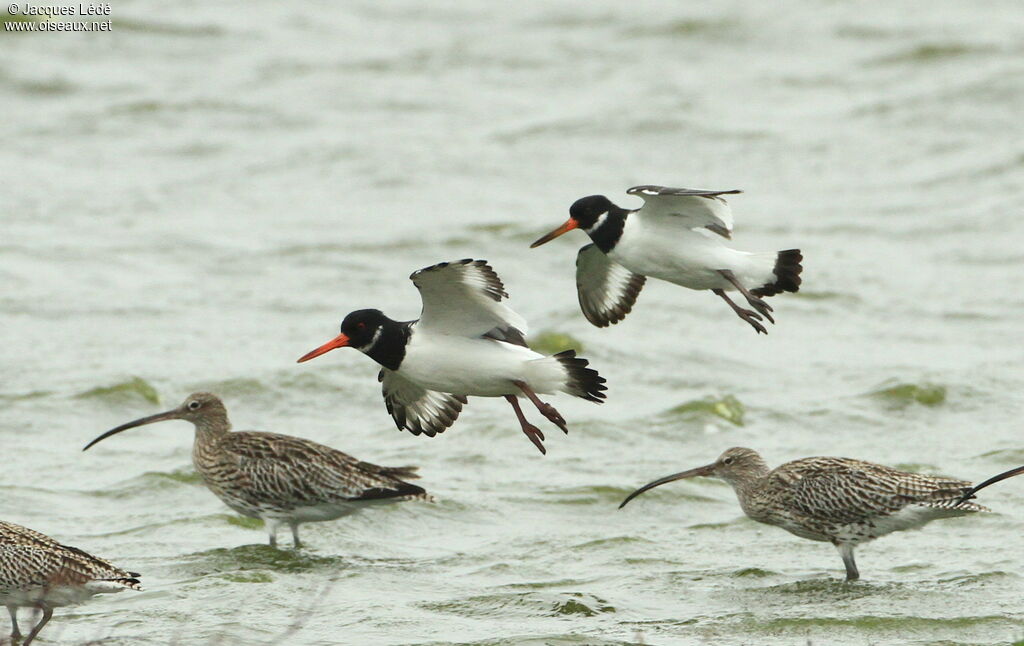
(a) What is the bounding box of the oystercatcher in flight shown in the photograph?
[531,185,803,334]
[297,259,606,454]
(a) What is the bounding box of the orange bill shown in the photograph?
[530,219,578,248]
[297,333,350,363]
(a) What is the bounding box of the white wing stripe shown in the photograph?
[575,244,646,327]
[412,259,528,339]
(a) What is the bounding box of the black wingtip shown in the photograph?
[553,350,607,403]
[751,249,803,298]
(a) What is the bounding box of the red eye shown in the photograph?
[357,322,366,330]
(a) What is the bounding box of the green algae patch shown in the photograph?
[188,545,346,573]
[666,395,745,426]
[221,514,264,529]
[552,594,615,616]
[529,330,584,355]
[2,10,37,26]
[193,377,268,397]
[867,381,946,407]
[140,466,201,487]
[147,468,202,485]
[76,377,159,405]
[874,43,995,65]
[220,571,273,583]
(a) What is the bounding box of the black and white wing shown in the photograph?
[627,185,740,239]
[575,244,646,327]
[379,369,467,437]
[410,259,528,344]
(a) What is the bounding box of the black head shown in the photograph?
[569,195,616,231]
[339,308,391,350]
[297,309,408,370]
[530,194,618,248]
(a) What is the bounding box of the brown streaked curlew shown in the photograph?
[619,447,989,581]
[83,392,431,548]
[0,520,141,645]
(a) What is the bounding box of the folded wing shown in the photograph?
[627,185,739,238]
[225,432,427,505]
[777,459,981,526]
[411,259,528,343]
[575,244,646,327]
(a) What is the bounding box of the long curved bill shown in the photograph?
[296,333,350,363]
[83,409,183,451]
[530,219,578,248]
[618,463,716,509]
[957,464,1024,503]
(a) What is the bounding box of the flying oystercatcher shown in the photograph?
[297,259,606,454]
[531,185,803,334]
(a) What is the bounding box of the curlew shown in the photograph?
[83,392,431,548]
[530,186,802,334]
[296,259,606,455]
[0,520,141,645]
[619,447,988,581]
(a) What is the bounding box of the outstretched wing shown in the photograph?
[575,244,646,327]
[627,185,739,238]
[410,259,528,343]
[223,432,427,506]
[380,369,467,437]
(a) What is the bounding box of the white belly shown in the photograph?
[611,219,776,291]
[830,504,974,545]
[398,334,566,397]
[0,583,122,608]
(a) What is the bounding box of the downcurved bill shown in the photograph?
[958,464,1024,503]
[618,463,716,509]
[296,333,350,363]
[82,409,182,451]
[530,219,578,248]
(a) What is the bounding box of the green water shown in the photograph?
[3,2,1024,645]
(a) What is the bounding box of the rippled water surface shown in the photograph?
[3,2,1024,645]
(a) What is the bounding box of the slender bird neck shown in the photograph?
[723,461,773,508]
[587,208,628,253]
[362,318,411,371]
[193,412,231,442]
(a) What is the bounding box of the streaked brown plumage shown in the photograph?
[1,520,141,645]
[619,447,988,581]
[83,392,431,548]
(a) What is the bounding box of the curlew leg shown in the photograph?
[718,270,775,324]
[290,522,302,549]
[7,604,20,643]
[504,395,546,455]
[267,520,280,548]
[836,543,860,581]
[713,289,767,335]
[21,606,51,646]
[513,381,568,434]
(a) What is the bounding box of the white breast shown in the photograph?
[398,333,564,397]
